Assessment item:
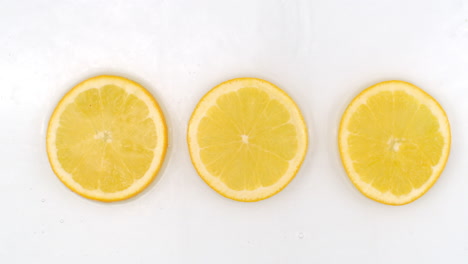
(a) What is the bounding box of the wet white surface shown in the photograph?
[0,0,467,263]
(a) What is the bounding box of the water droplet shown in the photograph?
[298,232,304,239]
[60,219,64,223]
[41,199,45,203]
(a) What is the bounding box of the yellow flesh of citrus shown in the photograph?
[47,76,167,202]
[339,81,450,205]
[188,78,308,202]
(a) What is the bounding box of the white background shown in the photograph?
[1,0,467,263]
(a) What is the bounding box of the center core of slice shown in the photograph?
[94,130,113,143]
[241,134,249,144]
[387,137,403,152]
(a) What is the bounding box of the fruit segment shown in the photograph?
[47,76,167,202]
[188,78,307,202]
[339,81,450,205]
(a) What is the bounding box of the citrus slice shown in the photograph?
[339,80,450,205]
[187,78,308,202]
[46,75,167,202]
